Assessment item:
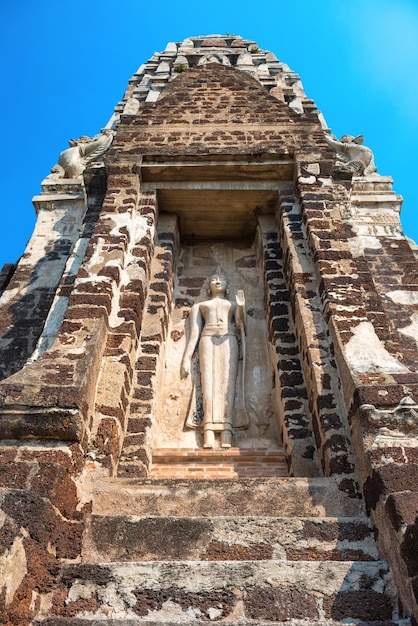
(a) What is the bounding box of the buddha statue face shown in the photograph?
[209,274,228,296]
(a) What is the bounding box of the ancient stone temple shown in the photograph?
[1,34,418,625]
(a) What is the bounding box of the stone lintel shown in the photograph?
[141,159,294,183]
[142,181,289,191]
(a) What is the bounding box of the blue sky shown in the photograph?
[1,0,417,269]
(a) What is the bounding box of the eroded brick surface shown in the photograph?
[245,587,318,620]
[132,588,235,619]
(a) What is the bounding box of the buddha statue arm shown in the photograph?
[235,289,246,334]
[180,303,203,378]
[235,289,249,427]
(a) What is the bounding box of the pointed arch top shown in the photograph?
[111,35,319,124]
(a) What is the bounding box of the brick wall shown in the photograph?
[111,64,326,160]
[118,211,177,477]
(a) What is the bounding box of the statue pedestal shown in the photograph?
[150,447,288,479]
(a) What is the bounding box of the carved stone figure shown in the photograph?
[50,128,115,178]
[181,274,247,449]
[198,54,231,66]
[360,395,418,432]
[325,133,377,176]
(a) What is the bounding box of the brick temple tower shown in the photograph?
[1,35,418,625]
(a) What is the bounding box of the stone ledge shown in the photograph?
[88,476,366,518]
[0,405,83,441]
[82,514,378,563]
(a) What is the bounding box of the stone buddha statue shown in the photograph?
[181,273,246,449]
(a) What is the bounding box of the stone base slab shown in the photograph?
[87,476,365,518]
[34,560,394,623]
[82,514,378,563]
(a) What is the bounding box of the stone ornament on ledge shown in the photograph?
[325,133,377,176]
[360,395,418,432]
[181,273,248,449]
[49,128,115,179]
[197,53,231,66]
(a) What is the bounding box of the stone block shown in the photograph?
[323,589,393,621]
[386,491,418,530]
[364,464,418,511]
[245,587,317,620]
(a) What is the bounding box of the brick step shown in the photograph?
[82,515,378,563]
[34,560,395,623]
[88,476,364,518]
[150,447,288,479]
